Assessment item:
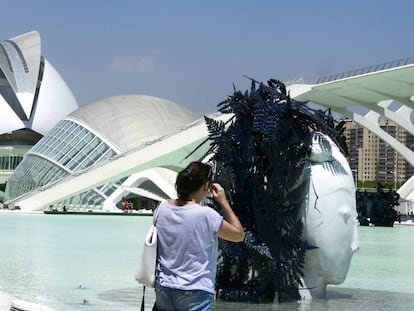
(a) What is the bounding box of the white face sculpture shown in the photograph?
[301,132,359,298]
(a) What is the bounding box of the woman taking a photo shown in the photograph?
[155,161,244,311]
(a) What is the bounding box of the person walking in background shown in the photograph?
[155,161,244,311]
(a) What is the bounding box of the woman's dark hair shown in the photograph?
[176,162,212,200]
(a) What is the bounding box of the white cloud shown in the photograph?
[111,56,154,74]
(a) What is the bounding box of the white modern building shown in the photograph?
[5,94,204,211]
[0,31,79,200]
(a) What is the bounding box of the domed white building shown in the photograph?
[0,31,79,200]
[6,95,199,210]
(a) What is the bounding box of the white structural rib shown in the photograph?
[102,168,177,210]
[288,57,414,200]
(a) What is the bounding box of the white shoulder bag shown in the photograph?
[135,202,162,287]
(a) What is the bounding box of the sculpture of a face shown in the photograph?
[301,132,359,297]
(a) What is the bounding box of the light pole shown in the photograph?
[394,171,397,190]
[389,170,397,190]
[362,172,366,191]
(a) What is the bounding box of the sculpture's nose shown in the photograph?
[338,205,360,253]
[338,206,351,223]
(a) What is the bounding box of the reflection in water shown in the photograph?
[216,288,414,311]
[96,286,414,311]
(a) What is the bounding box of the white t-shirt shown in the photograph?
[156,200,223,294]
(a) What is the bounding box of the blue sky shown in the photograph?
[2,0,414,115]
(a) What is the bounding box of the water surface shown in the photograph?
[0,214,413,310]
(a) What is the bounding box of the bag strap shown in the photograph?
[139,202,163,310]
[141,203,163,311]
[152,200,164,225]
[140,285,146,311]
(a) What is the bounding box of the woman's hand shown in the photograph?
[211,183,244,242]
[211,183,227,205]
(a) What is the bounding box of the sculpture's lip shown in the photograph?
[351,236,360,253]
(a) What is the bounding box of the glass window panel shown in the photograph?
[8,119,118,201]
[89,137,100,148]
[7,155,68,200]
[102,149,116,160]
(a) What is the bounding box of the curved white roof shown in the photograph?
[0,31,79,136]
[67,95,199,152]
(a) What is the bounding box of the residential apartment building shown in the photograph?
[342,119,414,187]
